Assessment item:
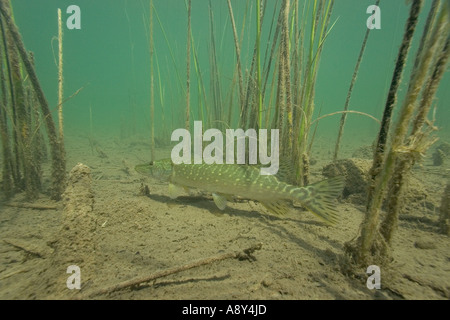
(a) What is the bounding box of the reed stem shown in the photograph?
[149,0,155,162]
[0,34,12,198]
[256,0,262,128]
[185,0,191,131]
[357,0,423,264]
[0,0,66,200]
[57,8,64,143]
[227,0,245,113]
[366,0,422,209]
[381,9,449,245]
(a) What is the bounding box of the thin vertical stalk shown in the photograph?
[149,0,155,162]
[208,0,222,128]
[256,0,262,128]
[0,31,12,198]
[333,0,380,161]
[57,8,64,143]
[227,0,244,114]
[0,11,19,185]
[185,0,191,131]
[282,0,292,147]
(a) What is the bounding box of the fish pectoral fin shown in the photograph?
[260,200,291,216]
[212,193,228,210]
[168,183,186,199]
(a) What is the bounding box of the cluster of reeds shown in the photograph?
[0,0,65,200]
[156,0,335,184]
[345,0,450,267]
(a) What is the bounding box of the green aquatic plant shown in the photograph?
[185,0,191,131]
[57,8,64,144]
[149,0,334,189]
[0,29,12,199]
[224,0,335,185]
[289,0,335,186]
[227,0,244,114]
[149,0,155,162]
[0,0,66,200]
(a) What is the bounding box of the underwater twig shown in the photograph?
[0,267,28,281]
[310,110,380,125]
[3,238,54,258]
[5,202,58,210]
[30,86,85,141]
[87,243,263,297]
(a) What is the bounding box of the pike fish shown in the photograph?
[135,159,345,224]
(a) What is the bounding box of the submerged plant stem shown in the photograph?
[0,0,66,200]
[358,0,424,264]
[149,0,155,162]
[57,8,64,143]
[185,0,191,131]
[227,0,245,114]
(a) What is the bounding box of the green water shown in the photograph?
[11,0,450,151]
[2,0,450,301]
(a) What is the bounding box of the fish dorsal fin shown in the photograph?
[212,193,228,210]
[168,183,186,199]
[260,200,292,216]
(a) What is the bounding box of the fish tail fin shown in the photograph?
[292,176,345,224]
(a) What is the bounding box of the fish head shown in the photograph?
[135,158,173,181]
